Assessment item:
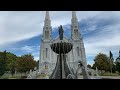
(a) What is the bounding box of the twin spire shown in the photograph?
[72,11,77,19]
[45,11,50,20]
[43,11,79,40]
[44,11,77,21]
[44,11,51,26]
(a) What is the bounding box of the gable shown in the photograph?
[52,36,70,43]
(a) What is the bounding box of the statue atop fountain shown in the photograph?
[58,25,64,40]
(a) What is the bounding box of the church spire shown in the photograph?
[44,11,51,26]
[71,11,80,40]
[72,11,77,19]
[45,11,50,20]
[42,11,52,41]
[72,11,78,23]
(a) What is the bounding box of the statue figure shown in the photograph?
[58,25,64,40]
[77,61,90,79]
[34,67,37,71]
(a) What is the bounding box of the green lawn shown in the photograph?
[0,72,27,79]
[37,74,49,79]
[100,72,120,76]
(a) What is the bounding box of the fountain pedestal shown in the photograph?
[49,41,75,79]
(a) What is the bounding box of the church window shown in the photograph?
[43,50,45,60]
[74,29,78,38]
[77,47,79,56]
[46,27,48,29]
[46,48,48,58]
[75,26,77,28]
[45,31,49,39]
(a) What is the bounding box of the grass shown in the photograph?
[37,74,49,79]
[0,73,10,79]
[0,72,27,79]
[100,72,120,76]
[1,76,25,79]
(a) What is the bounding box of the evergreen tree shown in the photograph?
[109,51,114,73]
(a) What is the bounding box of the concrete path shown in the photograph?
[78,76,120,79]
[97,76,120,79]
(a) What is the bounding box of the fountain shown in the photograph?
[49,25,76,79]
[49,25,99,79]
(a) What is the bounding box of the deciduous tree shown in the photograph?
[16,54,36,76]
[92,53,110,72]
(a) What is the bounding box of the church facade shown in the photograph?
[39,11,87,75]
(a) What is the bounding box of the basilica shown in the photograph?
[39,11,87,75]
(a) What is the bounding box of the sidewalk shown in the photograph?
[78,76,120,79]
[97,76,120,79]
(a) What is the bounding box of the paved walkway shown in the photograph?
[78,76,120,79]
[97,76,120,79]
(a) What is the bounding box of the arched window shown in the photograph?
[46,48,48,58]
[74,29,78,38]
[77,47,79,56]
[75,26,77,28]
[45,31,49,39]
[43,50,45,60]
[46,27,48,29]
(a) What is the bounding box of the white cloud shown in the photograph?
[20,45,34,52]
[1,11,120,65]
[34,56,39,61]
[20,45,40,61]
[11,45,40,53]
[85,25,120,52]
[11,45,40,61]
[83,12,120,63]
[0,11,101,48]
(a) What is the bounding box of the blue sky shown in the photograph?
[0,11,120,66]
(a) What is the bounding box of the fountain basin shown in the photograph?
[50,41,73,54]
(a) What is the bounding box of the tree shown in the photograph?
[115,50,120,73]
[10,65,15,77]
[116,61,120,73]
[109,51,114,73]
[92,63,97,70]
[92,53,110,72]
[0,51,7,77]
[87,64,92,69]
[5,52,17,77]
[36,60,39,69]
[112,63,116,73]
[16,54,36,76]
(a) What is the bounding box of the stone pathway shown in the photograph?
[97,76,120,79]
[78,76,120,79]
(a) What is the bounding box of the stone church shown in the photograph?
[39,11,87,75]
